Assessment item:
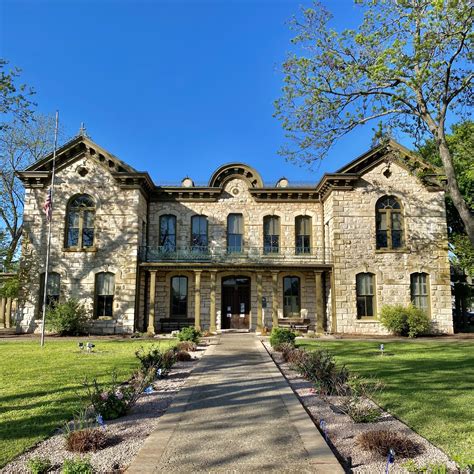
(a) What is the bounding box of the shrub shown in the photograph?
[269,328,296,348]
[342,376,384,422]
[61,457,93,474]
[27,457,52,474]
[292,349,349,395]
[406,305,431,338]
[135,345,177,375]
[277,342,297,361]
[46,299,89,336]
[176,341,197,352]
[178,326,201,343]
[356,430,423,458]
[82,369,154,420]
[176,350,192,361]
[65,429,106,453]
[380,304,431,337]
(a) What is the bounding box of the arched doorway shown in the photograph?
[221,276,251,330]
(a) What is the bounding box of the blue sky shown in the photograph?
[2,0,389,185]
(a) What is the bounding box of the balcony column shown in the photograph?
[0,298,5,328]
[194,270,202,331]
[147,270,157,334]
[256,272,263,332]
[209,270,217,333]
[271,271,279,328]
[314,271,326,333]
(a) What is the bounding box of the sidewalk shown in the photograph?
[127,333,343,473]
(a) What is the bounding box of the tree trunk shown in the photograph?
[438,138,474,246]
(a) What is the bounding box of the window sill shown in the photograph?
[63,247,97,253]
[356,318,380,323]
[97,316,114,321]
[375,248,409,254]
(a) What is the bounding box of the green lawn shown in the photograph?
[0,337,175,468]
[297,339,474,467]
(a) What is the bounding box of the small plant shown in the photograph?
[402,460,449,473]
[63,410,106,453]
[66,429,106,453]
[135,345,164,370]
[176,341,197,352]
[341,376,383,422]
[61,457,93,474]
[292,349,349,395]
[356,429,422,458]
[380,304,431,337]
[176,350,192,361]
[46,298,89,336]
[277,342,297,361]
[269,328,296,348]
[26,457,52,474]
[82,369,154,420]
[178,326,201,343]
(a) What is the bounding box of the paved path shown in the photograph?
[127,333,343,473]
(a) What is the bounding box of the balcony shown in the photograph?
[139,246,332,265]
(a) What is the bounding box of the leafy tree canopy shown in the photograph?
[275,0,473,243]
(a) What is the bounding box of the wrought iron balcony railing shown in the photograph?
[139,245,332,265]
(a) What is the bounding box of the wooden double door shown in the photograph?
[221,276,250,330]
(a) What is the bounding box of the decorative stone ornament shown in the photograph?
[181,177,194,188]
[276,177,289,188]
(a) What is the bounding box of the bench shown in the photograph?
[278,318,311,332]
[159,318,196,332]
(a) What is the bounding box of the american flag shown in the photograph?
[43,188,52,221]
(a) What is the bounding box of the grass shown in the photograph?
[297,339,474,467]
[0,337,175,468]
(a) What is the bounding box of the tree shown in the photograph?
[274,0,474,244]
[0,114,59,269]
[418,120,474,275]
[1,59,35,130]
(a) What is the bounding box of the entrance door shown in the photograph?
[221,276,251,330]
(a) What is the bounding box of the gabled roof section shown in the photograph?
[18,135,155,195]
[336,139,441,175]
[24,134,137,174]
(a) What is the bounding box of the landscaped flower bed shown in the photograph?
[264,337,458,474]
[2,336,209,474]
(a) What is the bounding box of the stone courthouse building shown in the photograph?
[17,133,453,335]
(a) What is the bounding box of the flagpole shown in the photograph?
[40,111,59,347]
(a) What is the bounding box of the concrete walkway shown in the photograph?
[127,333,343,473]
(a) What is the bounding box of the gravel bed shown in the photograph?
[264,342,457,474]
[1,346,207,474]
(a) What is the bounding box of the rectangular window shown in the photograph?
[39,272,60,311]
[171,276,188,317]
[283,276,301,317]
[191,216,208,252]
[67,211,80,247]
[96,272,115,318]
[411,273,429,314]
[227,214,243,253]
[160,215,177,252]
[264,216,280,254]
[391,212,403,248]
[356,273,375,318]
[376,212,388,248]
[295,216,311,254]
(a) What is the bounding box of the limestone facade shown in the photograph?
[17,135,453,335]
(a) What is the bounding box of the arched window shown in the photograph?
[376,196,404,249]
[227,213,243,253]
[65,195,95,249]
[159,215,177,252]
[283,276,300,318]
[95,272,115,318]
[264,215,280,254]
[411,273,429,314]
[39,272,60,310]
[295,216,311,254]
[171,276,188,318]
[356,273,375,318]
[191,215,208,252]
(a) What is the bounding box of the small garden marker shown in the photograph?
[380,343,384,356]
[96,414,106,429]
[385,448,395,473]
[144,386,154,394]
[319,419,327,441]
